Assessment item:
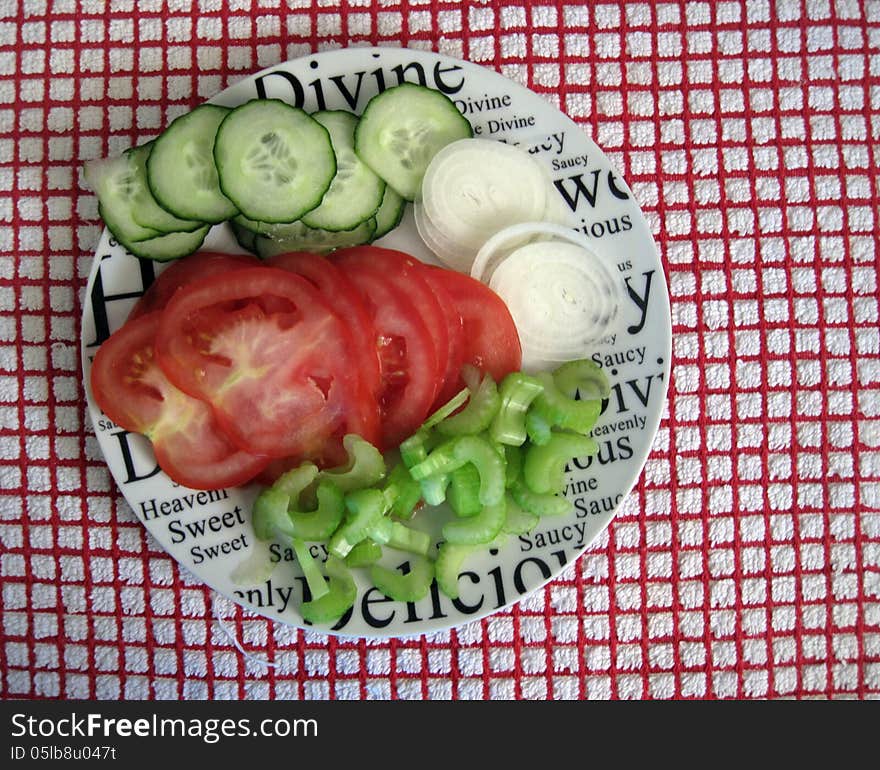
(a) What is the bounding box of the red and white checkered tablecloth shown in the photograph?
[1,0,878,701]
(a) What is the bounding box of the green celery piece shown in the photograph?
[291,537,330,601]
[553,358,611,401]
[344,540,383,567]
[422,386,470,429]
[251,487,294,541]
[525,406,553,446]
[289,479,345,541]
[318,434,386,492]
[328,488,389,558]
[408,439,462,480]
[504,444,523,488]
[447,463,482,518]
[420,473,450,506]
[489,372,544,446]
[399,428,431,468]
[436,374,501,436]
[385,521,432,556]
[532,370,602,436]
[502,493,540,535]
[370,554,434,603]
[442,498,506,546]
[510,479,572,517]
[435,542,477,600]
[451,435,506,506]
[523,432,599,495]
[366,515,393,545]
[383,462,423,520]
[273,462,319,499]
[300,557,357,625]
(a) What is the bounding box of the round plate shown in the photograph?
[81,47,671,638]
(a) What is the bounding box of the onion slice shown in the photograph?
[487,238,622,363]
[417,138,560,271]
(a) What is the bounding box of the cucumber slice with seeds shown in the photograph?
[300,110,386,232]
[214,99,336,224]
[146,104,238,223]
[83,155,162,245]
[354,83,473,201]
[127,144,206,234]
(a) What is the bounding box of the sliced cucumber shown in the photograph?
[84,155,162,245]
[128,144,206,234]
[354,83,473,201]
[229,220,259,255]
[146,104,238,223]
[122,224,211,262]
[372,184,406,240]
[300,110,386,232]
[214,99,336,224]
[252,218,377,257]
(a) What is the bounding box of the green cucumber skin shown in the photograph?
[213,99,337,224]
[145,104,239,224]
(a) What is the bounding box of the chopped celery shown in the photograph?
[531,370,602,435]
[523,432,598,495]
[328,488,388,558]
[422,386,470,429]
[451,435,505,506]
[299,557,356,624]
[251,487,294,541]
[247,358,613,626]
[510,479,572,517]
[442,498,506,545]
[370,554,434,603]
[553,358,610,401]
[291,537,330,601]
[383,461,423,520]
[273,462,319,499]
[504,443,523,488]
[344,540,383,567]
[490,372,544,445]
[318,434,385,491]
[385,521,431,556]
[501,493,540,535]
[435,542,477,600]
[436,374,500,436]
[420,473,450,506]
[289,479,346,541]
[447,463,482,517]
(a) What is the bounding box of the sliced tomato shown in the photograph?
[263,251,383,468]
[420,265,522,390]
[265,251,382,403]
[333,245,449,385]
[154,266,368,460]
[332,247,446,448]
[128,251,260,321]
[90,312,268,489]
[418,264,466,411]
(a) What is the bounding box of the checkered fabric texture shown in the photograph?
[1,0,878,701]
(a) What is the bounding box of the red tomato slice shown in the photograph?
[154,266,367,460]
[332,248,445,449]
[90,312,268,489]
[265,251,382,404]
[128,251,260,321]
[420,265,522,389]
[418,264,466,411]
[334,246,449,385]
[263,251,383,469]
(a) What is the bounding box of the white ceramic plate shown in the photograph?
[81,47,671,638]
